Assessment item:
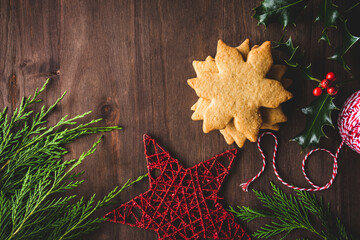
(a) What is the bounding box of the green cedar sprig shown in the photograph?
[0,79,147,240]
[229,182,355,239]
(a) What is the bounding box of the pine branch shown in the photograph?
[229,183,355,239]
[0,79,147,240]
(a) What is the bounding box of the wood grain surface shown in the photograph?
[1,0,360,239]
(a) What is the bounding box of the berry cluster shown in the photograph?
[313,72,338,96]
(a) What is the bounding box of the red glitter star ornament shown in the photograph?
[105,134,250,240]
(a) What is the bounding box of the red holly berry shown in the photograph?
[327,87,338,95]
[320,79,330,89]
[326,72,336,81]
[313,87,322,96]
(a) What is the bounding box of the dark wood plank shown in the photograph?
[1,0,360,239]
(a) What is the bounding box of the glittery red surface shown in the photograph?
[104,134,250,240]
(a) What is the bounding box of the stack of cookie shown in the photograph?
[188,39,293,147]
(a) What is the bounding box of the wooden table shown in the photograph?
[1,1,360,239]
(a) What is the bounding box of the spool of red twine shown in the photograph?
[338,90,360,154]
[241,90,360,192]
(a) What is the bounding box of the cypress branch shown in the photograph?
[0,79,147,240]
[229,182,356,239]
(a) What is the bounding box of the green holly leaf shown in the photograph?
[274,37,303,65]
[319,31,331,44]
[315,0,340,45]
[253,0,310,28]
[315,0,340,26]
[291,94,338,149]
[274,37,317,82]
[329,20,360,71]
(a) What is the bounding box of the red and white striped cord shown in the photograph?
[240,132,345,192]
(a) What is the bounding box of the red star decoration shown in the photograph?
[105,134,250,240]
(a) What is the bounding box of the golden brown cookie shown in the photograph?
[220,104,288,147]
[192,68,290,147]
[191,63,289,129]
[188,40,292,142]
[191,41,290,147]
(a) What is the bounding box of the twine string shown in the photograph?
[241,90,360,192]
[240,132,344,192]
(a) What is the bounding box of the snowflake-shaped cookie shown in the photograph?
[188,40,292,142]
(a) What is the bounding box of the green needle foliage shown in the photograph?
[0,79,147,240]
[229,183,355,240]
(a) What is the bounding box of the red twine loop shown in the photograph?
[241,90,360,192]
[240,132,344,192]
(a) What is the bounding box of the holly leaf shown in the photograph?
[329,20,360,71]
[315,0,340,45]
[253,0,310,28]
[274,37,304,66]
[291,94,338,149]
[319,31,331,44]
[274,37,316,81]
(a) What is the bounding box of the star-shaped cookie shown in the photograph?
[188,39,292,143]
